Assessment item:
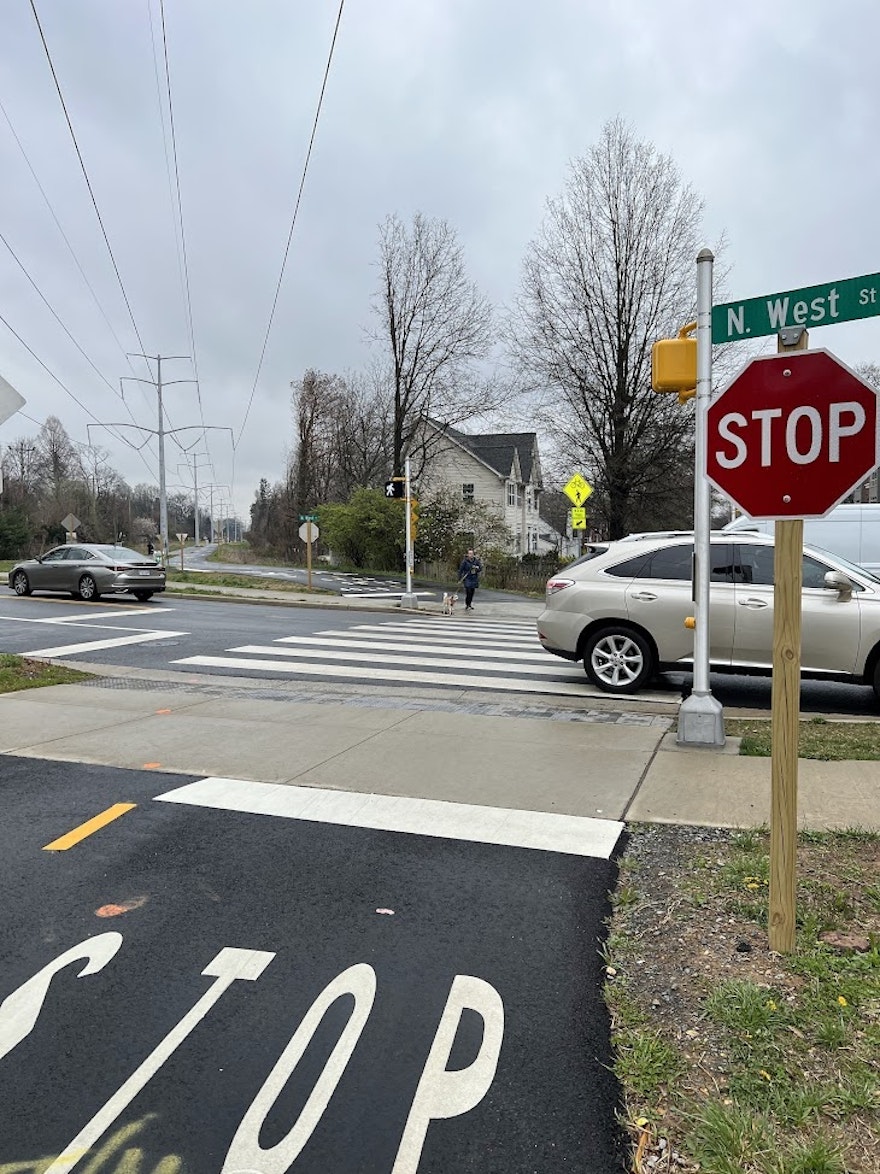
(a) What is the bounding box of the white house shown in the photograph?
[419,421,546,555]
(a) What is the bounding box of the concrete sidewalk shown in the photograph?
[2,670,877,832]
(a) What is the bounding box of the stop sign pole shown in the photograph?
[707,339,880,952]
[770,329,807,955]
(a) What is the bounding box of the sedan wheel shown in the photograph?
[583,626,654,694]
[11,571,31,596]
[77,574,100,601]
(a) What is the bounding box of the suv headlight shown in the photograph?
[546,577,575,595]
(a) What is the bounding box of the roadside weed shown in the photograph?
[606,827,880,1173]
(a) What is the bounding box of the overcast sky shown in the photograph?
[2,0,879,521]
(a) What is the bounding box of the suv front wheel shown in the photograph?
[583,625,654,694]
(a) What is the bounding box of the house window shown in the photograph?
[462,483,474,502]
[507,482,516,506]
[526,489,532,511]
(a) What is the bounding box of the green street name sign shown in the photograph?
[712,271,880,344]
[299,513,319,522]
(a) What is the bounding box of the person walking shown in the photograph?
[458,548,483,611]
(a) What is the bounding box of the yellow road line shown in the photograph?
[43,803,137,851]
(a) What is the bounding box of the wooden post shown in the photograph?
[769,328,808,952]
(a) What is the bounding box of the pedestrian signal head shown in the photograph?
[652,322,697,395]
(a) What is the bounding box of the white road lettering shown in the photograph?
[392,975,504,1173]
[0,933,123,1063]
[222,963,376,1172]
[45,947,274,1173]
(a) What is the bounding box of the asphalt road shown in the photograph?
[1,591,878,714]
[0,756,625,1172]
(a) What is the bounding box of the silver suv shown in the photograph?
[537,531,880,699]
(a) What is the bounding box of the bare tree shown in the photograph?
[372,212,496,478]
[510,119,707,538]
[289,367,392,510]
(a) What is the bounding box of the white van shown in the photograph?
[723,503,880,575]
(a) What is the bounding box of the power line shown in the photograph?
[236,0,346,446]
[156,0,215,479]
[0,310,155,476]
[29,1,154,380]
[0,227,157,457]
[0,94,145,399]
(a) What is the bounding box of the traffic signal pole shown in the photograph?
[399,456,419,609]
[677,248,725,747]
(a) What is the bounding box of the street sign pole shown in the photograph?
[678,248,725,748]
[769,328,808,953]
[306,521,313,590]
[399,457,418,609]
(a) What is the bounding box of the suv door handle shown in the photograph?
[739,597,769,609]
[630,591,658,601]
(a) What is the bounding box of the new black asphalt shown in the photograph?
[0,756,627,1172]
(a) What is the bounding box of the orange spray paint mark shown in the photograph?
[143,762,162,770]
[95,896,148,918]
[155,708,172,715]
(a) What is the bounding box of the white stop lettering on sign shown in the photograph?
[714,400,867,469]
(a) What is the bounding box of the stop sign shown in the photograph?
[706,349,880,519]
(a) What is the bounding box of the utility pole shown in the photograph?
[125,354,192,558]
[202,484,231,544]
[88,353,231,561]
[178,451,212,545]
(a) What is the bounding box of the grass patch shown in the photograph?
[164,570,334,594]
[727,715,880,760]
[0,653,92,693]
[605,826,880,1173]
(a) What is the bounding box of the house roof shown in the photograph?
[435,423,540,483]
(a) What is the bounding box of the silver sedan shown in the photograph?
[8,544,167,602]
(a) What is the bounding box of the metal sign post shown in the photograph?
[298,518,319,590]
[678,248,725,747]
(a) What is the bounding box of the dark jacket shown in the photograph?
[458,556,483,588]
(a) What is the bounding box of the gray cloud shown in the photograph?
[2,0,879,519]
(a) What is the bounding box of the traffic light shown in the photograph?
[384,477,406,499]
[409,498,419,540]
[651,321,696,395]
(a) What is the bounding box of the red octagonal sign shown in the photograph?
[706,349,880,519]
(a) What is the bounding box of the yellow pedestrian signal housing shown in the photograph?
[651,321,697,394]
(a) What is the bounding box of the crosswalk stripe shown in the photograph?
[24,631,187,658]
[228,644,576,676]
[171,654,612,697]
[299,629,538,651]
[339,622,537,640]
[156,777,624,860]
[274,635,552,661]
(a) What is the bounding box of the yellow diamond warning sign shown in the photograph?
[563,473,592,507]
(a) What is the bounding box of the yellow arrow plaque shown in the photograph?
[570,508,587,530]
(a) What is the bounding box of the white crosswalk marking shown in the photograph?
[171,617,600,698]
[24,631,187,658]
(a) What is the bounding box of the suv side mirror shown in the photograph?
[824,570,853,600]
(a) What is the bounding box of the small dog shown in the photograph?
[441,591,459,615]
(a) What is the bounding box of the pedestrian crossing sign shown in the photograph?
[570,508,587,530]
[563,473,592,507]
